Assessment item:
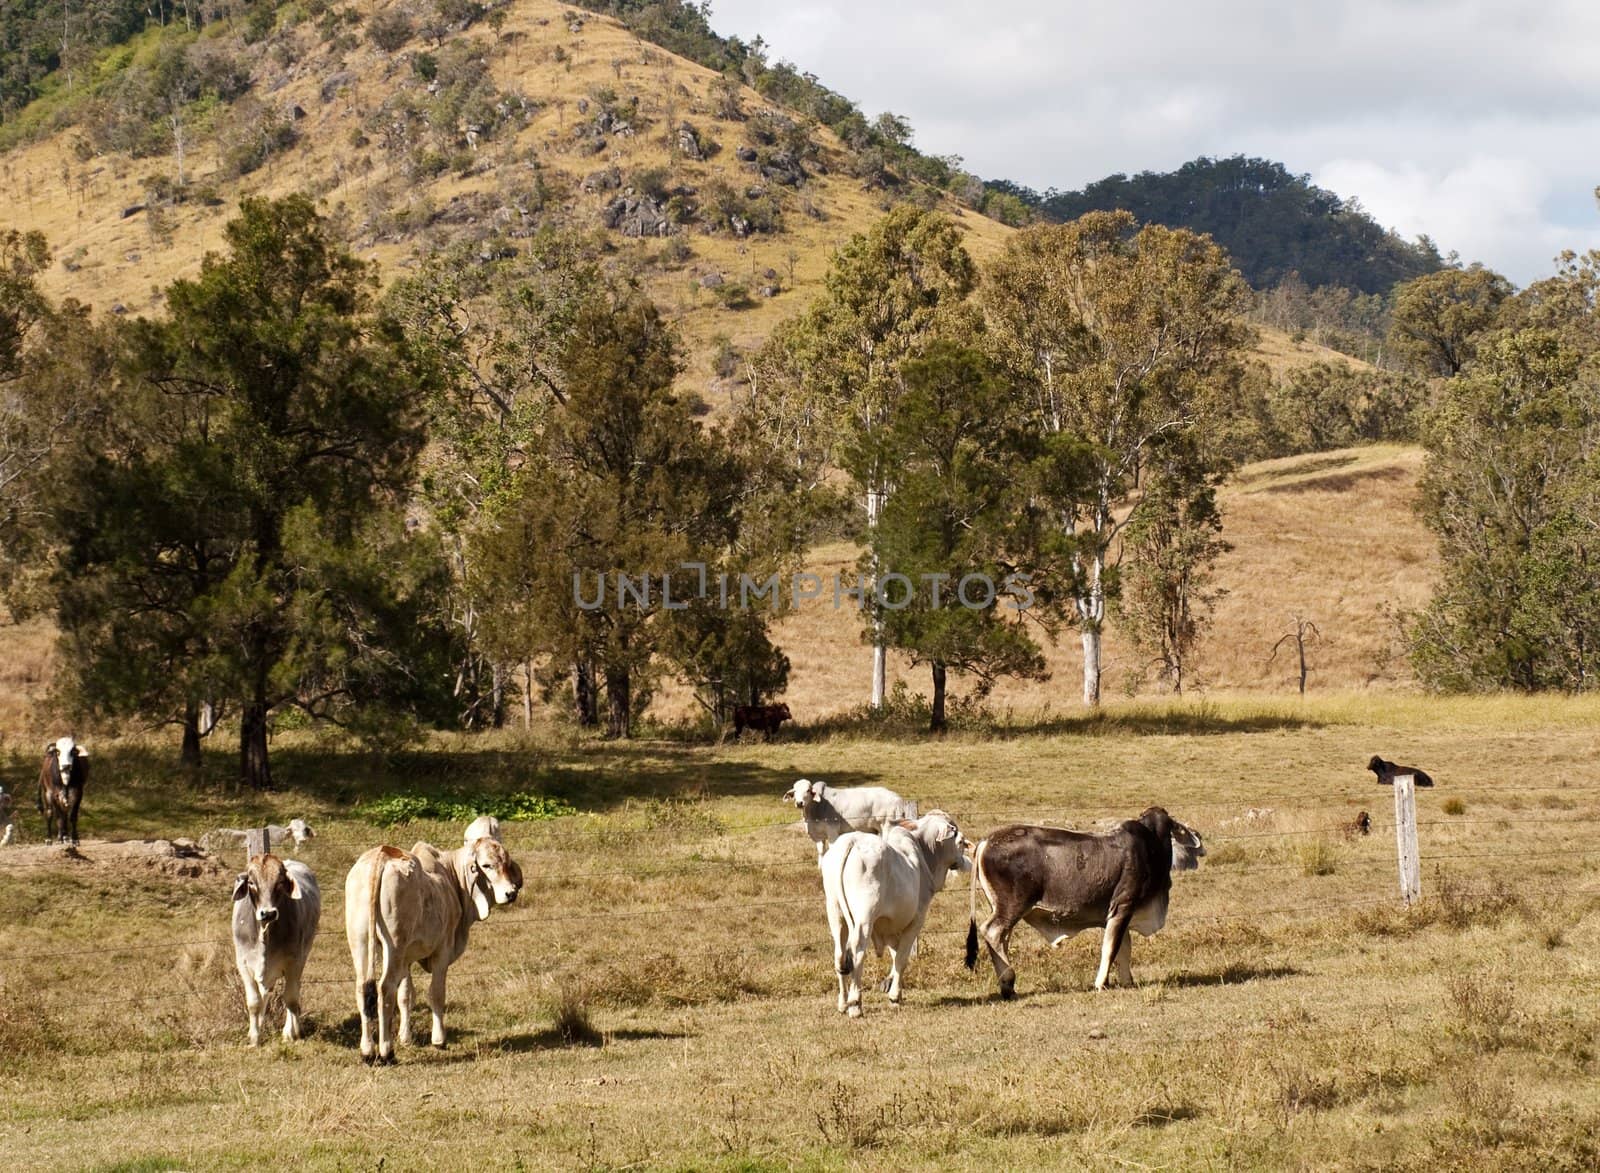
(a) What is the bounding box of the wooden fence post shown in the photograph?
[1393,774,1421,905]
[246,826,271,859]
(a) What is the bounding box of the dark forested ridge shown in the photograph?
[995,156,1446,294]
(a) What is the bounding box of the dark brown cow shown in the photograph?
[964,807,1203,997]
[1367,755,1434,788]
[733,702,792,739]
[37,737,89,846]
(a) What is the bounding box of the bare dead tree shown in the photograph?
[1270,615,1322,696]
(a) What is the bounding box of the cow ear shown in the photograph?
[231,874,250,902]
[284,870,302,899]
[809,780,824,802]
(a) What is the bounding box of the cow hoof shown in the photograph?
[999,985,1016,1001]
[846,1005,861,1019]
[431,1042,446,1051]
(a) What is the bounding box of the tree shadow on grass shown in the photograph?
[1161,962,1303,987]
[488,1026,693,1053]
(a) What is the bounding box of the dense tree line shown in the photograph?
[998,156,1444,296]
[2,196,1263,776]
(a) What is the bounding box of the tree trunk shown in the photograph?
[180,701,202,769]
[867,486,887,708]
[490,662,505,728]
[240,700,272,790]
[1081,627,1102,706]
[604,666,630,739]
[523,661,534,729]
[574,660,598,727]
[1080,545,1106,706]
[930,661,947,733]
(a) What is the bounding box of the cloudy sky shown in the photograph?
[709,0,1600,286]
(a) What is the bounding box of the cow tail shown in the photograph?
[360,852,386,1019]
[832,840,859,977]
[964,839,987,970]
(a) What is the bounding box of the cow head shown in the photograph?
[1170,821,1205,872]
[45,737,88,788]
[784,778,823,809]
[232,854,301,936]
[287,818,315,846]
[1140,806,1205,872]
[775,704,793,722]
[1367,755,1387,775]
[463,835,522,921]
[917,810,971,874]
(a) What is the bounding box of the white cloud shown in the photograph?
[708,0,1600,283]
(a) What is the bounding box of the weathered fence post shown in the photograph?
[1393,773,1421,904]
[246,826,271,859]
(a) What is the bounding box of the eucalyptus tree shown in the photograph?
[983,211,1252,704]
[749,205,976,707]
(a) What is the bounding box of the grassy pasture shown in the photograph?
[3,696,1599,1170]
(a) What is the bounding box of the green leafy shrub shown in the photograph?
[357,789,578,827]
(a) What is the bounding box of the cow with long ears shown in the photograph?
[37,737,88,845]
[344,824,523,1064]
[231,852,321,1045]
[965,807,1204,997]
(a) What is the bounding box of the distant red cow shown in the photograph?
[733,703,792,740]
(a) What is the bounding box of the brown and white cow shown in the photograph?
[37,737,88,845]
[733,703,792,739]
[231,853,321,1046]
[344,828,523,1063]
[965,807,1204,997]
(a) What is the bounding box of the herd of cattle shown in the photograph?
[7,735,1433,1060]
[225,777,1212,1059]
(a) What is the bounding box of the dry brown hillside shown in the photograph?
[1,0,1360,397]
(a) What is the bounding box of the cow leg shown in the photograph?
[1095,913,1133,991]
[881,938,918,995]
[981,910,1023,1000]
[427,966,448,1048]
[1114,936,1134,989]
[281,960,305,1042]
[396,973,413,1046]
[239,965,263,1047]
[68,791,81,846]
[376,965,403,1063]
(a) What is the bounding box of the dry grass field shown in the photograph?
[3,694,1599,1171]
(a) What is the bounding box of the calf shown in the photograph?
[1368,756,1434,788]
[785,778,919,862]
[203,819,316,855]
[966,807,1204,997]
[344,826,523,1063]
[733,703,792,739]
[37,737,88,845]
[822,811,970,1017]
[231,853,321,1046]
